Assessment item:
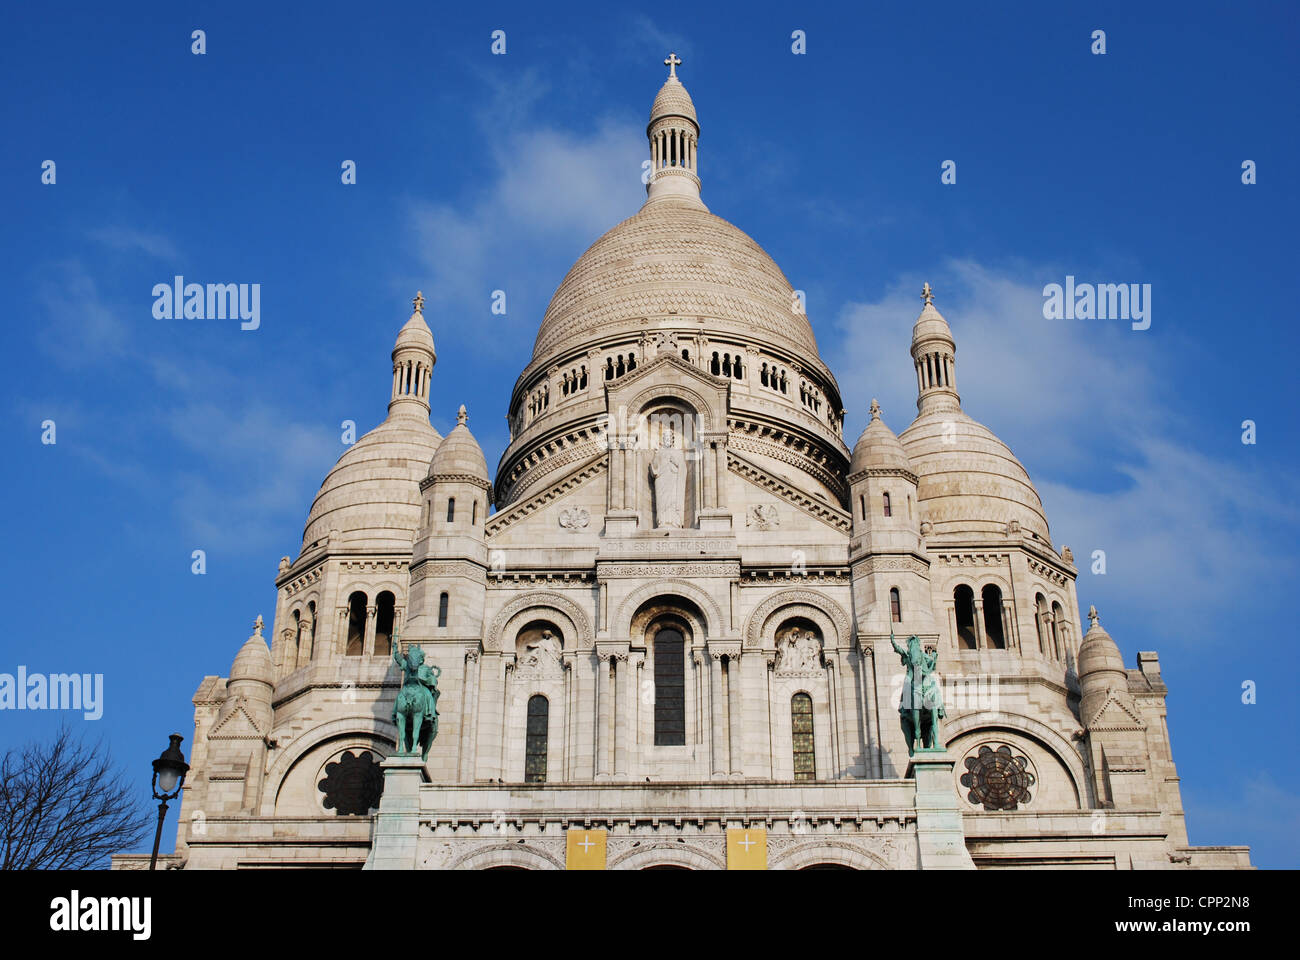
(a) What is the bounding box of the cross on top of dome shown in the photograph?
[921,282,934,305]
[413,290,425,314]
[664,52,682,80]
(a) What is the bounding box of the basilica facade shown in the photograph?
[145,61,1250,870]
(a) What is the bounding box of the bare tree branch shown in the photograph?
[0,726,151,870]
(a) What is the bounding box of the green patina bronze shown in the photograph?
[891,631,946,756]
[392,638,440,761]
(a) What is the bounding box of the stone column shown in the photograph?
[623,446,637,514]
[596,654,613,778]
[825,655,841,777]
[727,654,743,777]
[563,657,574,781]
[336,605,349,658]
[457,650,480,782]
[710,652,727,776]
[614,652,630,778]
[297,616,313,668]
[364,604,377,657]
[702,442,717,508]
[498,658,514,779]
[609,440,623,510]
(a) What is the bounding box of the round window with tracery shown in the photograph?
[317,750,384,815]
[960,743,1036,811]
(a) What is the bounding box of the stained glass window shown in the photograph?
[792,693,815,781]
[960,744,1036,810]
[525,695,548,783]
[653,629,685,745]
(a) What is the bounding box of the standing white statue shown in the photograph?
[650,428,686,528]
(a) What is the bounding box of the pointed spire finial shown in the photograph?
[413,290,425,314]
[869,398,882,420]
[664,51,682,80]
[921,282,934,306]
[457,404,468,426]
[1088,605,1099,628]
[253,614,264,637]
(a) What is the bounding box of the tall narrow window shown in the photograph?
[1034,594,1048,654]
[653,628,685,746]
[890,587,902,623]
[375,591,395,657]
[291,609,301,665]
[524,695,549,783]
[307,601,317,661]
[982,584,1005,649]
[860,495,867,519]
[791,693,815,781]
[446,498,455,523]
[346,592,366,656]
[882,492,892,517]
[954,585,978,650]
[471,500,478,525]
[1051,602,1065,660]
[437,592,449,628]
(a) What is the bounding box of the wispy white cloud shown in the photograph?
[408,116,644,354]
[27,243,341,553]
[86,226,179,260]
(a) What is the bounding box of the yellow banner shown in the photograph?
[566,829,607,870]
[726,828,767,869]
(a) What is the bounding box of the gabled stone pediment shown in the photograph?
[729,449,851,533]
[1086,691,1147,732]
[208,700,266,740]
[486,453,607,540]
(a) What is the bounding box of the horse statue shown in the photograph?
[891,631,946,756]
[391,640,441,761]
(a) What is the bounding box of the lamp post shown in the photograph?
[149,733,190,871]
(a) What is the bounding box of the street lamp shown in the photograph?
[149,733,189,870]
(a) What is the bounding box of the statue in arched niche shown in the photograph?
[650,427,686,528]
[522,628,562,670]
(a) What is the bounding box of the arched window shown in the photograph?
[437,592,449,628]
[954,585,978,650]
[524,695,548,783]
[653,627,686,746]
[346,591,366,656]
[859,494,867,520]
[791,693,815,781]
[471,499,478,525]
[982,584,1005,649]
[1035,594,1048,654]
[446,497,456,523]
[290,608,301,665]
[375,591,395,657]
[889,587,902,623]
[307,601,317,661]
[882,492,892,517]
[1051,602,1065,660]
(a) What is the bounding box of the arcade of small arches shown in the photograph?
[279,588,402,676]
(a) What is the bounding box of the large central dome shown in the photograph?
[531,202,821,364]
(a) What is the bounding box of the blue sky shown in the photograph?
[2,2,1297,865]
